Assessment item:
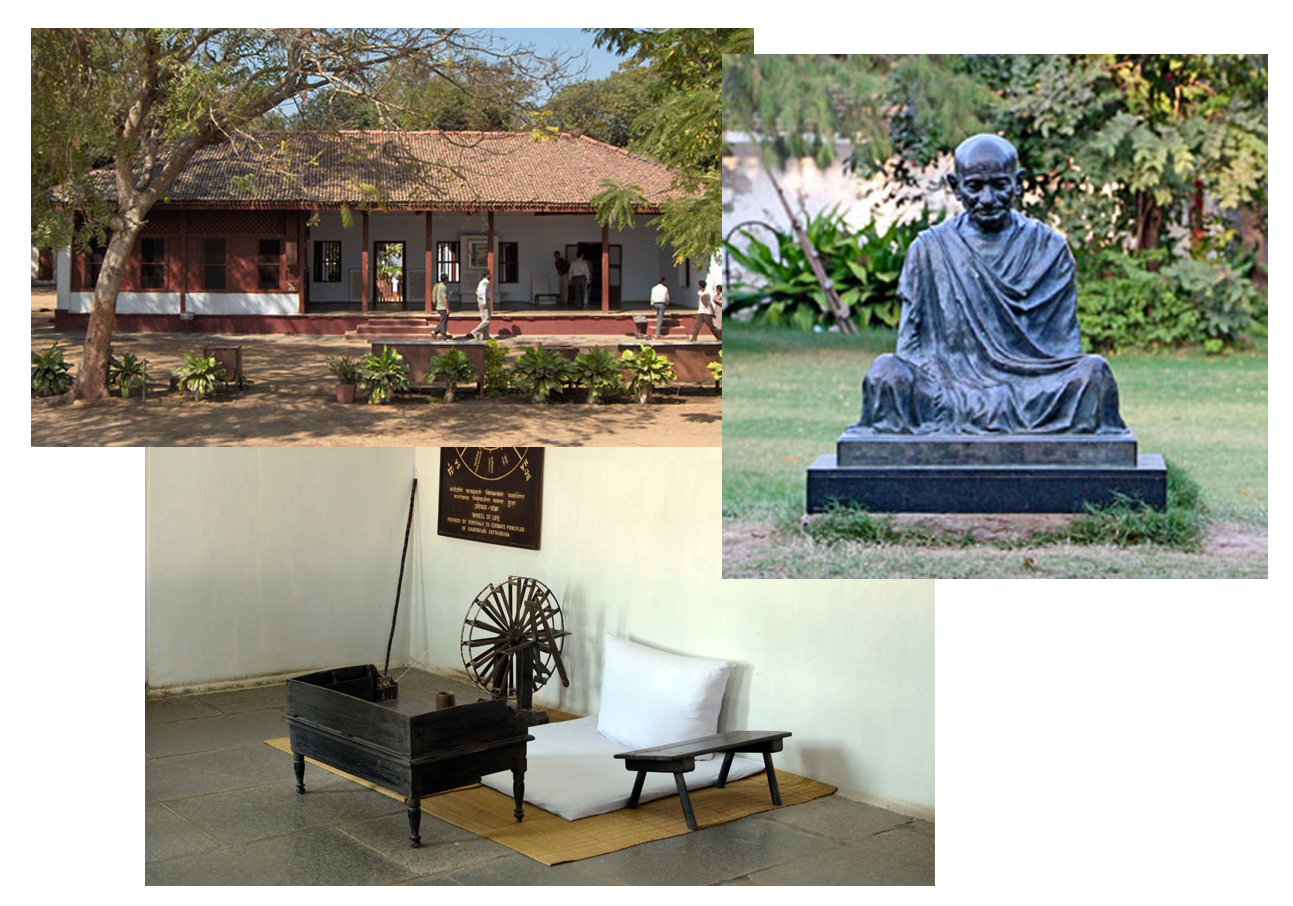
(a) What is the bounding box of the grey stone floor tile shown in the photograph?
[579,815,837,886]
[336,811,513,876]
[146,803,219,862]
[198,682,289,715]
[756,795,914,843]
[402,876,463,885]
[167,777,405,845]
[145,696,222,724]
[747,827,934,886]
[145,827,415,885]
[145,708,292,758]
[444,854,615,885]
[146,742,295,802]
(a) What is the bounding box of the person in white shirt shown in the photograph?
[650,277,671,337]
[569,253,591,307]
[689,280,721,341]
[470,274,492,340]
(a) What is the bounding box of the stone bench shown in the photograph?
[614,730,791,830]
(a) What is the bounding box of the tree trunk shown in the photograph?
[1135,191,1163,270]
[70,220,144,402]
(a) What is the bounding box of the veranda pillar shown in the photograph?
[601,225,610,312]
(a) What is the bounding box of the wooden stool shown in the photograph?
[614,730,792,830]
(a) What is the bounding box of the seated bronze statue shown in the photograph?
[856,134,1128,436]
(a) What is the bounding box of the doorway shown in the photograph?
[566,243,622,305]
[373,241,406,310]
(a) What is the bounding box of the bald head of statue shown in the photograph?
[947,134,1026,234]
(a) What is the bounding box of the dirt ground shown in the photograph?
[30,288,720,447]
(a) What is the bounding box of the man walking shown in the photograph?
[570,252,590,307]
[431,272,451,339]
[689,280,721,341]
[469,273,492,340]
[650,277,670,337]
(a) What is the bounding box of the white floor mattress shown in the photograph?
[480,716,765,821]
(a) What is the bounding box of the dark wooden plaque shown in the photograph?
[437,447,544,550]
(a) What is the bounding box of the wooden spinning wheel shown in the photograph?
[461,576,569,715]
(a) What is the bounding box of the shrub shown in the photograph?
[31,343,74,398]
[619,344,676,403]
[512,344,573,403]
[358,346,410,404]
[724,204,935,330]
[172,352,227,402]
[570,346,624,404]
[428,349,476,402]
[324,355,362,385]
[1076,249,1262,352]
[108,350,146,398]
[708,349,722,386]
[482,338,512,396]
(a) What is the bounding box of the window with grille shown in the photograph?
[435,241,460,283]
[313,240,341,283]
[203,238,226,290]
[258,239,282,289]
[140,238,166,290]
[499,241,518,283]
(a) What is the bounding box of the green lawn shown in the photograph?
[722,323,1267,577]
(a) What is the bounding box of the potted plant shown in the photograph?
[172,352,227,402]
[428,349,476,402]
[619,344,676,404]
[109,350,146,399]
[31,343,74,398]
[325,355,362,403]
[708,349,722,389]
[512,344,572,403]
[571,346,623,404]
[358,345,410,404]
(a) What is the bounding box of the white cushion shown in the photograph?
[481,716,764,820]
[596,633,732,756]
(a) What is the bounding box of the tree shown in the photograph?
[541,65,653,147]
[588,28,753,265]
[31,28,565,403]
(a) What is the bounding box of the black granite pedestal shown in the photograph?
[807,432,1167,513]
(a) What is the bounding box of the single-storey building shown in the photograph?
[55,131,715,335]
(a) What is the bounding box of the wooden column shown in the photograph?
[486,211,495,293]
[297,211,306,314]
[178,209,187,315]
[601,224,610,312]
[361,209,370,313]
[424,211,434,313]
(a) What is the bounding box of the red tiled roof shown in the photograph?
[78,131,677,211]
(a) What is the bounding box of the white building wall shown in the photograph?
[69,291,182,314]
[57,248,71,311]
[145,448,418,689]
[143,447,935,818]
[187,293,298,315]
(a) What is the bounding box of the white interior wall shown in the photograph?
[411,447,934,817]
[145,448,417,688]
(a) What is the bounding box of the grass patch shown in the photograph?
[1043,461,1205,550]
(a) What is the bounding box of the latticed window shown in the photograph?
[203,239,226,290]
[258,238,281,289]
[313,240,341,283]
[499,242,519,283]
[435,241,460,283]
[140,238,166,290]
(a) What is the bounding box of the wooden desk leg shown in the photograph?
[513,769,525,823]
[628,770,647,808]
[763,752,782,805]
[406,798,422,848]
[674,773,698,831]
[717,751,735,788]
[293,753,305,794]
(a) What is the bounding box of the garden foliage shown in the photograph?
[724,206,933,330]
[32,343,74,397]
[358,346,410,404]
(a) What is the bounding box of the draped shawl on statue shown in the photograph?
[858,212,1127,435]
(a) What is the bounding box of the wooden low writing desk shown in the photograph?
[614,730,792,830]
[285,665,533,848]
